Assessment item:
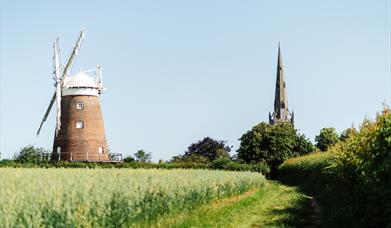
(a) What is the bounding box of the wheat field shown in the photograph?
[0,168,265,227]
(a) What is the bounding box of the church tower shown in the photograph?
[269,44,294,125]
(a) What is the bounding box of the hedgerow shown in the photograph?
[278,108,391,227]
[0,159,270,175]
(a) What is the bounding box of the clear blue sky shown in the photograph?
[1,0,390,160]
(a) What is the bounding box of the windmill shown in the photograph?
[37,29,109,162]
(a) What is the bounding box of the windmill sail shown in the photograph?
[36,29,85,136]
[53,38,63,136]
[37,93,56,136]
[96,65,103,94]
[62,29,85,78]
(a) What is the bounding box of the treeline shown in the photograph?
[3,113,357,177]
[278,108,391,227]
[3,125,316,176]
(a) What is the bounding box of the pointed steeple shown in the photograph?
[269,43,294,125]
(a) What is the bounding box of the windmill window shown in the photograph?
[57,146,61,154]
[76,121,84,129]
[98,146,104,154]
[76,102,84,110]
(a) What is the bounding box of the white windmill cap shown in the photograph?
[63,71,98,88]
[62,71,100,96]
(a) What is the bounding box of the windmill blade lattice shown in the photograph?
[36,29,85,136]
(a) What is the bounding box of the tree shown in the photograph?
[123,155,135,163]
[237,122,313,175]
[182,137,231,162]
[14,145,49,163]
[133,150,152,163]
[315,127,340,151]
[294,133,315,156]
[237,123,296,174]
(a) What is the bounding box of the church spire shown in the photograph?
[269,43,294,125]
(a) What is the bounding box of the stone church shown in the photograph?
[269,44,294,125]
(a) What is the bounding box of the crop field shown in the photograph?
[0,168,265,227]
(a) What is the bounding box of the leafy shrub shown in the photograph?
[278,108,391,227]
[171,154,210,164]
[123,155,135,163]
[13,145,49,164]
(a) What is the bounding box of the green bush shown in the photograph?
[13,145,50,164]
[123,155,135,163]
[210,157,231,169]
[278,108,391,227]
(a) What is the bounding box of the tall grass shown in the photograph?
[0,168,265,227]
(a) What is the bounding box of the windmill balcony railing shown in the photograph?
[39,152,123,163]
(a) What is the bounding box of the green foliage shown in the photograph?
[123,155,135,163]
[352,109,391,226]
[237,122,313,175]
[181,137,231,162]
[0,169,265,227]
[13,145,49,164]
[339,127,358,141]
[237,122,294,164]
[210,157,232,169]
[171,154,210,164]
[294,133,315,156]
[315,127,339,151]
[278,108,391,227]
[0,160,270,175]
[133,150,152,163]
[210,157,270,174]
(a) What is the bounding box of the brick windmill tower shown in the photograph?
[37,29,110,162]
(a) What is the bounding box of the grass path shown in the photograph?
[153,181,318,228]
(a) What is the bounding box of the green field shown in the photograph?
[0,168,266,227]
[0,168,319,227]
